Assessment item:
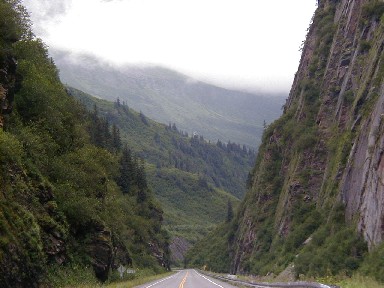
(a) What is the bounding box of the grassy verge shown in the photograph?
[302,275,384,288]
[198,271,384,288]
[74,271,176,288]
[335,275,384,288]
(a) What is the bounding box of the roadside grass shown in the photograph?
[198,271,384,288]
[335,275,384,288]
[304,274,384,288]
[74,271,175,288]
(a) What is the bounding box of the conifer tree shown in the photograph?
[118,145,134,194]
[136,159,148,203]
[103,119,112,148]
[226,200,234,223]
[112,123,121,151]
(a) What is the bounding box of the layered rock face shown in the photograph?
[230,0,384,275]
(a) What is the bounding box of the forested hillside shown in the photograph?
[188,0,384,283]
[54,50,284,148]
[67,87,255,260]
[0,1,169,286]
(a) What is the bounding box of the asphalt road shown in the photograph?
[135,269,238,288]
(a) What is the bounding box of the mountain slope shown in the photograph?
[68,87,255,199]
[0,2,169,286]
[53,50,284,148]
[188,0,384,282]
[67,87,251,255]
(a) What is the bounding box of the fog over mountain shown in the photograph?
[53,50,285,148]
[23,0,317,93]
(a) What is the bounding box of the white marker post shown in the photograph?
[118,265,126,279]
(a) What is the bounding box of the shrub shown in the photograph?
[344,90,355,104]
[0,130,23,172]
[0,202,46,286]
[294,223,367,277]
[361,1,384,22]
[359,242,384,282]
[359,40,371,54]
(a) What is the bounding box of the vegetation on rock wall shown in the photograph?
[188,0,384,283]
[0,1,169,286]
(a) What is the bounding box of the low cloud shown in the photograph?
[23,0,72,36]
[22,0,316,95]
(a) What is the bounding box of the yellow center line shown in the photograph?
[178,271,189,288]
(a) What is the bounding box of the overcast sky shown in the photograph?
[22,0,317,93]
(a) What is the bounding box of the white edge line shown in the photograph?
[195,270,224,288]
[144,272,179,288]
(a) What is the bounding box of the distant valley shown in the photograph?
[68,87,254,263]
[53,50,284,148]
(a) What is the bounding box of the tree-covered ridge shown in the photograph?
[0,1,169,286]
[68,87,255,199]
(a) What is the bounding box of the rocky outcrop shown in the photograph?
[35,184,68,265]
[89,223,113,282]
[342,83,384,249]
[169,236,191,264]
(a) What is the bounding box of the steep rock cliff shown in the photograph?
[229,0,384,278]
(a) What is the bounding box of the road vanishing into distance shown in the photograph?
[135,269,238,288]
[135,270,336,288]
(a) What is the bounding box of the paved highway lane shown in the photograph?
[135,269,238,288]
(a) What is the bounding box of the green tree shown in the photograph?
[111,123,121,151]
[226,200,234,223]
[117,145,135,194]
